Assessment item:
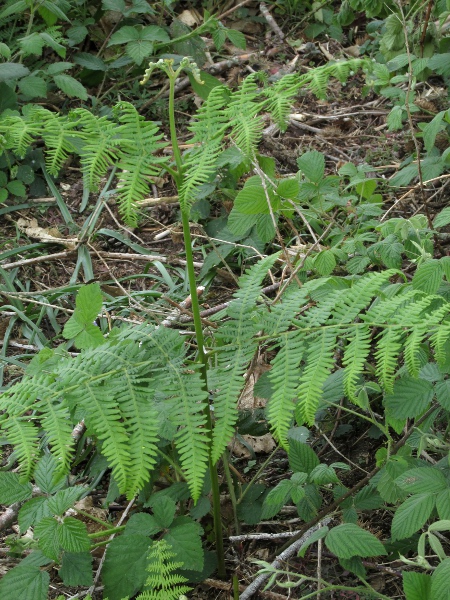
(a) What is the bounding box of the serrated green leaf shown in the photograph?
[163,517,204,571]
[298,526,329,557]
[436,490,450,520]
[62,316,83,339]
[226,28,246,49]
[434,207,450,229]
[126,40,153,65]
[297,150,325,183]
[256,213,276,242]
[57,517,90,553]
[309,464,339,484]
[261,479,293,519]
[108,26,139,45]
[227,210,257,236]
[34,454,66,494]
[289,440,319,474]
[74,323,105,349]
[396,467,447,494]
[423,111,446,152]
[47,488,84,516]
[314,250,336,276]
[0,62,29,82]
[391,493,435,541]
[353,486,383,510]
[7,179,26,197]
[103,535,150,600]
[19,497,52,532]
[277,177,300,199]
[18,75,47,98]
[384,377,434,420]
[0,566,49,600]
[0,472,33,504]
[59,552,93,586]
[431,558,450,600]
[53,74,88,100]
[76,283,103,321]
[73,52,107,71]
[412,259,443,294]
[325,523,386,558]
[234,182,271,214]
[187,70,223,100]
[35,517,60,561]
[403,571,432,600]
[125,513,161,537]
[149,495,176,528]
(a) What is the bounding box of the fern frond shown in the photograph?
[70,108,120,191]
[374,327,404,394]
[342,325,372,401]
[114,102,168,226]
[431,319,450,366]
[0,108,45,157]
[296,329,337,425]
[42,113,78,176]
[137,539,191,600]
[211,254,279,463]
[3,418,40,482]
[267,331,305,447]
[264,73,300,131]
[36,396,74,476]
[227,73,265,159]
[179,138,222,212]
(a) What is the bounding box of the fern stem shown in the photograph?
[168,71,226,578]
[222,451,240,534]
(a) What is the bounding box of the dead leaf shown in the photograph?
[16,217,78,250]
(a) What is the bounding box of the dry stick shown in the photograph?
[96,250,203,268]
[1,249,76,270]
[260,2,285,40]
[204,577,290,600]
[137,195,179,207]
[239,517,333,600]
[230,531,309,542]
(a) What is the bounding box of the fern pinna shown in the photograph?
[2,262,450,500]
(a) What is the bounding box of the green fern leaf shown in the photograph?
[375,327,404,394]
[342,325,372,401]
[267,331,305,447]
[296,329,337,425]
[3,418,40,482]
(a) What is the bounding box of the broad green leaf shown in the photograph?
[384,377,434,420]
[149,495,176,528]
[396,467,447,494]
[309,464,339,485]
[434,207,450,229]
[73,53,107,71]
[297,484,322,521]
[0,566,49,600]
[57,518,90,553]
[0,472,32,504]
[59,552,93,586]
[440,257,450,283]
[47,488,85,516]
[7,179,26,197]
[126,40,153,65]
[75,283,103,322]
[103,535,150,600]
[325,523,387,558]
[0,42,11,59]
[391,493,435,541]
[353,486,383,510]
[108,26,139,45]
[256,213,276,242]
[34,454,66,494]
[163,517,204,571]
[436,490,450,520]
[18,75,47,98]
[234,184,271,214]
[53,74,88,100]
[0,62,29,82]
[429,520,450,532]
[297,150,325,183]
[226,28,246,49]
[314,250,336,276]
[412,259,443,294]
[290,472,307,503]
[403,571,432,600]
[124,513,161,537]
[431,558,450,600]
[261,479,293,519]
[46,61,74,75]
[187,70,223,100]
[423,111,446,152]
[277,178,300,199]
[289,440,320,474]
[387,105,403,130]
[19,497,51,532]
[35,517,60,561]
[227,210,257,236]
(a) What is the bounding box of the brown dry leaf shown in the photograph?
[231,433,276,458]
[178,9,200,27]
[16,218,78,250]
